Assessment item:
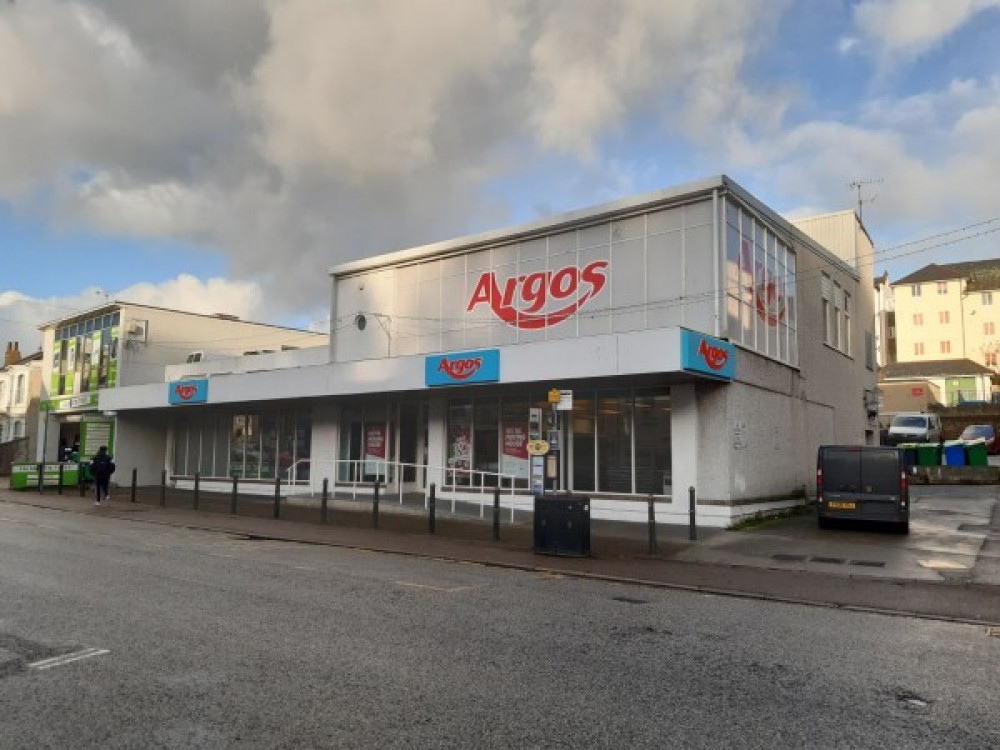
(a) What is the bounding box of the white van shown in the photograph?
[886,412,942,445]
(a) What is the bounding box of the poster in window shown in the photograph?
[501,424,529,479]
[448,425,471,472]
[364,424,386,476]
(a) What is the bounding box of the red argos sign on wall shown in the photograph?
[466,260,609,329]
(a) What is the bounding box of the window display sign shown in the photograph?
[501,425,529,479]
[168,378,209,405]
[448,424,471,472]
[364,424,387,476]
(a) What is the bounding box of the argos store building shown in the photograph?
[104,176,876,526]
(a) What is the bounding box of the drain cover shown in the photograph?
[612,596,648,605]
[809,556,845,565]
[772,554,808,562]
[849,560,886,568]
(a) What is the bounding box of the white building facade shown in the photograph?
[103,177,876,527]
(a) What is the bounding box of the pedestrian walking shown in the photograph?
[91,446,116,505]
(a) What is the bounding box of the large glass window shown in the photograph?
[597,391,633,493]
[571,397,596,491]
[634,390,671,495]
[447,400,473,484]
[473,400,500,483]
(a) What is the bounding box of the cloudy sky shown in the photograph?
[2,0,999,353]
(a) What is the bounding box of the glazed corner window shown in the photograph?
[937,282,948,294]
[911,284,922,297]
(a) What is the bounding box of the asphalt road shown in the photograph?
[1,504,998,749]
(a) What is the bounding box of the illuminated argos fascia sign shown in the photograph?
[425,349,500,387]
[681,330,736,381]
[168,378,209,405]
[466,260,609,329]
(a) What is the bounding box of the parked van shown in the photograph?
[816,445,909,533]
[885,412,942,446]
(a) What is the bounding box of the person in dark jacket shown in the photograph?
[91,445,116,505]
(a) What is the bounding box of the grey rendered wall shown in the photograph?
[113,413,168,487]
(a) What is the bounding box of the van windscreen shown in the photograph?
[860,450,901,494]
[892,416,927,428]
[822,449,860,492]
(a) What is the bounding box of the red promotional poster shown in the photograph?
[365,425,386,459]
[501,425,529,479]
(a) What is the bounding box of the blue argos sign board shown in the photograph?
[681,330,736,380]
[168,378,209,405]
[426,349,500,387]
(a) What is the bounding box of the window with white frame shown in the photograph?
[913,313,923,326]
[986,352,998,367]
[911,284,922,297]
[939,310,950,324]
[983,292,993,306]
[0,380,6,406]
[914,342,925,355]
[14,374,24,404]
[937,282,948,294]
[985,322,996,336]
[822,274,851,355]
[940,340,951,354]
[13,420,23,438]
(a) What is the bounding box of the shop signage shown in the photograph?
[681,330,736,380]
[425,349,500,387]
[526,439,549,456]
[41,392,99,413]
[168,378,209,405]
[501,425,529,479]
[466,260,609,329]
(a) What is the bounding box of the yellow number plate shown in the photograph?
[827,501,856,510]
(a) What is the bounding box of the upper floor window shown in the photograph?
[983,292,993,306]
[0,380,6,404]
[13,420,23,438]
[937,282,948,294]
[985,322,996,336]
[987,352,998,367]
[939,311,950,324]
[940,340,952,354]
[911,284,922,297]
[914,342,925,356]
[913,313,923,326]
[14,374,24,404]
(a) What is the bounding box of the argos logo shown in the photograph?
[698,339,729,371]
[466,260,609,329]
[174,384,199,400]
[438,357,482,380]
[168,378,208,405]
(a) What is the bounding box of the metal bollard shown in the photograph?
[648,495,658,554]
[493,486,500,541]
[230,475,238,515]
[57,463,64,495]
[273,476,281,519]
[428,483,436,534]
[688,486,697,541]
[372,480,380,529]
[130,468,137,503]
[37,463,43,494]
[160,469,166,507]
[79,463,86,497]
[193,472,200,510]
[321,478,329,523]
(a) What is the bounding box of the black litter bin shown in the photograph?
[534,494,590,557]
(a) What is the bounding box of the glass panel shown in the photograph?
[244,414,261,479]
[296,411,312,481]
[571,396,595,492]
[634,390,671,495]
[339,404,363,482]
[447,400,473,485]
[473,399,500,486]
[173,416,189,475]
[597,391,632,493]
[500,399,530,488]
[230,415,247,479]
[259,412,278,479]
[212,414,229,477]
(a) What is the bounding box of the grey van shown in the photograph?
[885,412,942,446]
[816,445,909,533]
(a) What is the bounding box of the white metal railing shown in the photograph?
[284,458,525,521]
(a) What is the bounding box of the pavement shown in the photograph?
[3,482,1000,627]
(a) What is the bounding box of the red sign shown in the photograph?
[174,384,198,401]
[503,425,529,460]
[365,425,386,459]
[467,260,609,329]
[911,387,924,396]
[741,240,786,327]
[698,339,729,371]
[438,357,482,380]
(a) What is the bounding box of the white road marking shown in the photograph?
[396,581,482,593]
[29,647,109,671]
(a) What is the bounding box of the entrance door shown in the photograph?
[396,402,427,492]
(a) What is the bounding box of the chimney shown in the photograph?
[3,342,16,367]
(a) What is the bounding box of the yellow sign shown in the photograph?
[548,388,561,404]
[526,439,550,456]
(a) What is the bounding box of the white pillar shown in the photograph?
[670,383,699,507]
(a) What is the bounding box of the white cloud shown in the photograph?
[854,0,1000,58]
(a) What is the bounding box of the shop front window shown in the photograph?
[500,399,530,488]
[634,389,671,495]
[597,391,633,493]
[447,401,473,485]
[473,399,500,484]
[230,415,247,478]
[571,397,596,492]
[259,412,278,479]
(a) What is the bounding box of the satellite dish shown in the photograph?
[355,314,367,331]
